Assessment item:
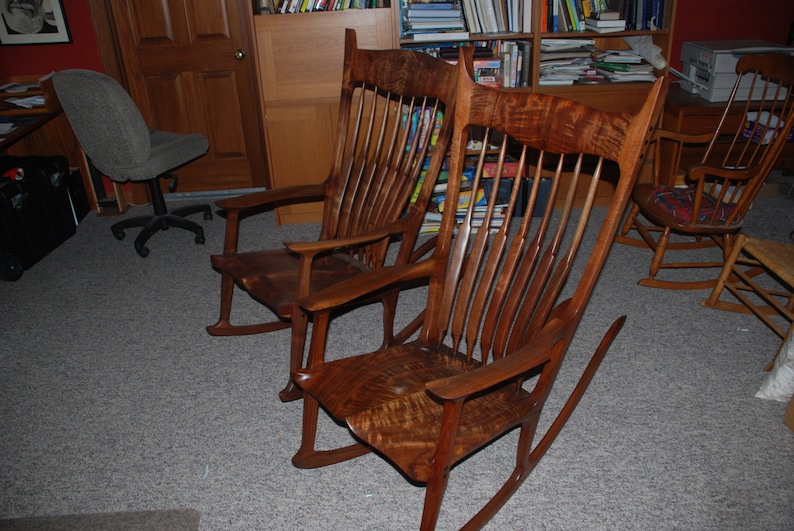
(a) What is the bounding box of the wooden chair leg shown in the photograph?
[292,394,370,469]
[461,422,538,531]
[619,202,640,237]
[280,305,309,402]
[207,273,291,336]
[206,273,237,334]
[614,203,650,248]
[420,469,452,531]
[420,400,463,531]
[380,289,399,349]
[646,227,670,280]
[703,234,746,308]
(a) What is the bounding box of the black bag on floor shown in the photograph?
[0,155,77,281]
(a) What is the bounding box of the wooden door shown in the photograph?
[105,0,267,193]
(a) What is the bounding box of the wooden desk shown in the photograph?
[0,76,124,213]
[659,84,794,184]
[0,114,58,148]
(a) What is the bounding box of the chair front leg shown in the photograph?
[647,227,671,280]
[279,304,309,402]
[206,272,237,335]
[420,399,464,531]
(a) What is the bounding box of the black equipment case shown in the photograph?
[0,155,77,281]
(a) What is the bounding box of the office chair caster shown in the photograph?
[0,252,23,281]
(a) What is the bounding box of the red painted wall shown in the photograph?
[671,0,794,70]
[0,0,102,80]
[0,1,792,81]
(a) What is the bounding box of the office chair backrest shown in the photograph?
[52,69,151,178]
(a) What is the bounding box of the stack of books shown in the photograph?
[594,50,656,82]
[420,159,520,233]
[402,1,469,42]
[440,46,503,88]
[539,39,597,86]
[584,11,626,33]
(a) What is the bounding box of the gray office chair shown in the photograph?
[52,69,211,257]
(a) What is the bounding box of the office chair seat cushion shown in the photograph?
[93,129,209,183]
[650,185,739,224]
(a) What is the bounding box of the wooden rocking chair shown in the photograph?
[615,52,794,290]
[290,52,667,530]
[207,30,463,401]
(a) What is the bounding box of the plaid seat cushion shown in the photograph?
[650,186,739,224]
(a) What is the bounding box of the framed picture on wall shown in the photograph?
[0,0,71,45]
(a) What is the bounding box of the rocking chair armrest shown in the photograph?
[215,183,327,212]
[284,218,411,259]
[687,163,761,183]
[427,318,573,401]
[300,259,435,313]
[652,128,714,145]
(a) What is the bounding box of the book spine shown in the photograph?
[482,161,522,178]
[564,0,579,31]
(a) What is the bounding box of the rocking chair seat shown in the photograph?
[295,342,480,419]
[296,341,526,482]
[347,379,528,483]
[643,184,740,225]
[211,250,368,318]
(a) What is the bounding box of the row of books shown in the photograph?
[420,162,511,233]
[500,40,532,88]
[544,0,665,33]
[409,38,657,87]
[402,0,534,41]
[460,0,532,34]
[623,0,666,31]
[402,2,467,37]
[255,0,384,14]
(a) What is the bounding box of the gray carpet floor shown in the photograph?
[1,184,793,530]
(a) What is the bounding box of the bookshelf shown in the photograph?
[252,1,676,221]
[397,0,677,113]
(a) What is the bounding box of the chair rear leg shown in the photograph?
[380,289,400,349]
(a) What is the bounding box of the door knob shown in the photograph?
[234,50,246,60]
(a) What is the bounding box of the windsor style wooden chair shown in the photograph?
[702,234,794,370]
[615,52,794,290]
[207,29,463,401]
[290,53,667,530]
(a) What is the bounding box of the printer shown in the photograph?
[679,40,794,102]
